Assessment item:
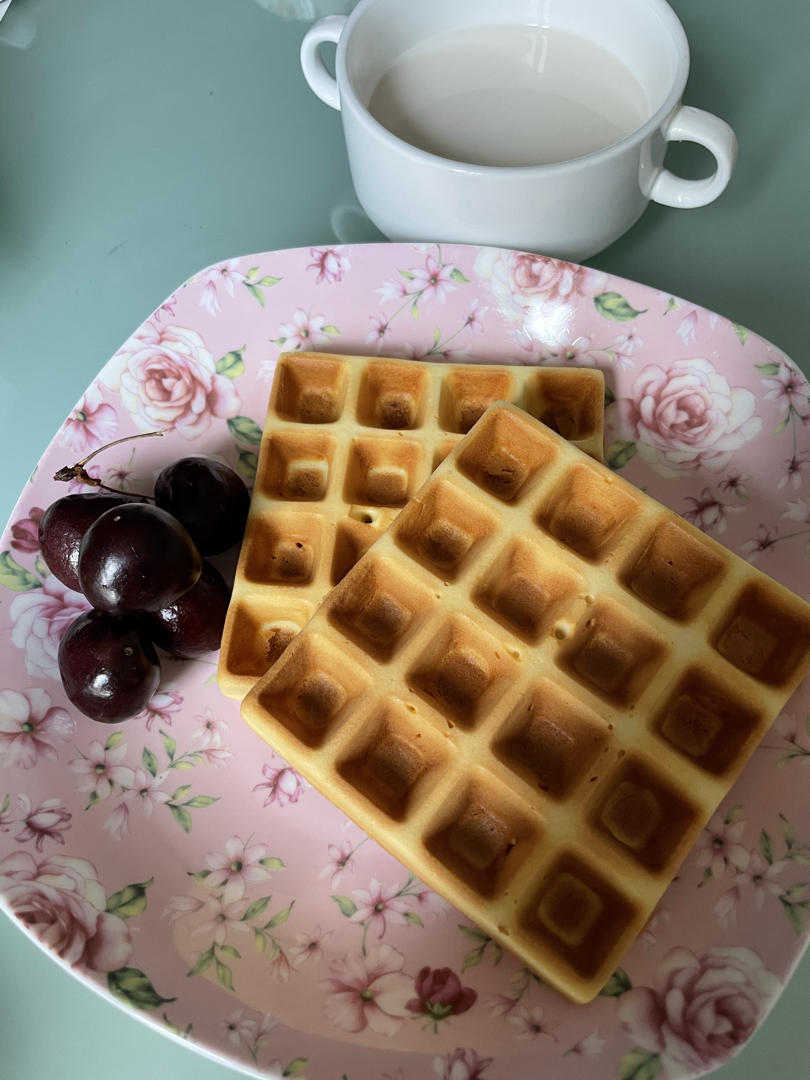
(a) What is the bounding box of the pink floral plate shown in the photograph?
[2,242,810,1080]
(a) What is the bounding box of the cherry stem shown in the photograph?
[53,430,164,497]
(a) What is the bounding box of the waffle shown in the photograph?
[218,352,605,700]
[241,401,810,1003]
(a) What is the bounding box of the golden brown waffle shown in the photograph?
[218,352,605,700]
[241,401,810,1003]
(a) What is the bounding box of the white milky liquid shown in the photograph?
[368,24,649,167]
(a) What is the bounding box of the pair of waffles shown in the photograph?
[220,351,810,1002]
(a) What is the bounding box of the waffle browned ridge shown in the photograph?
[218,352,605,700]
[241,401,810,1003]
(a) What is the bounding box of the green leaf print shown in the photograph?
[142,746,159,777]
[780,897,807,936]
[283,1059,309,1078]
[34,555,48,578]
[187,945,215,977]
[404,910,424,927]
[604,385,617,408]
[733,323,749,345]
[242,895,272,922]
[599,967,632,997]
[228,415,263,446]
[756,362,780,375]
[105,731,125,751]
[215,957,235,991]
[461,943,486,971]
[161,730,177,761]
[0,551,41,592]
[108,968,176,1010]
[332,895,358,918]
[218,944,242,960]
[606,440,637,470]
[169,805,193,833]
[105,877,154,920]
[172,784,192,802]
[183,794,219,808]
[457,924,490,942]
[264,900,294,929]
[216,349,246,379]
[237,450,258,482]
[594,292,647,322]
[781,813,797,851]
[246,284,266,307]
[618,1048,662,1080]
[260,856,285,871]
[760,829,774,865]
[450,268,470,283]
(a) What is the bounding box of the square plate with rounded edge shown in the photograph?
[1,242,808,1080]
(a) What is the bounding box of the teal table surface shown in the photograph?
[1,1,808,1077]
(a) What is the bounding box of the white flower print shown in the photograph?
[349,877,410,941]
[70,739,133,801]
[205,835,276,903]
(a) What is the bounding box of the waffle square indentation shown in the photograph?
[493,679,609,798]
[539,464,640,561]
[591,757,699,872]
[358,360,429,429]
[713,582,810,687]
[262,431,335,501]
[330,508,397,585]
[475,537,583,641]
[274,353,348,423]
[329,555,436,660]
[524,368,604,442]
[409,614,518,728]
[653,666,767,774]
[457,407,557,502]
[623,518,726,619]
[395,478,499,579]
[243,511,323,585]
[439,368,516,434]
[521,853,638,979]
[559,597,668,706]
[337,699,450,820]
[425,771,540,897]
[344,437,422,507]
[222,600,311,678]
[253,633,370,748]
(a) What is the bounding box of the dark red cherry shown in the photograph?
[146,559,231,658]
[58,609,160,723]
[38,493,145,593]
[154,457,250,556]
[78,503,202,616]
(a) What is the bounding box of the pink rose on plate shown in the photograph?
[9,506,44,554]
[474,248,607,330]
[102,323,240,440]
[509,252,605,305]
[618,945,780,1072]
[0,851,133,972]
[10,573,90,680]
[616,357,762,475]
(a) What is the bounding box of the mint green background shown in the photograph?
[0,0,808,1076]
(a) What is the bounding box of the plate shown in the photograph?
[1,242,809,1080]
